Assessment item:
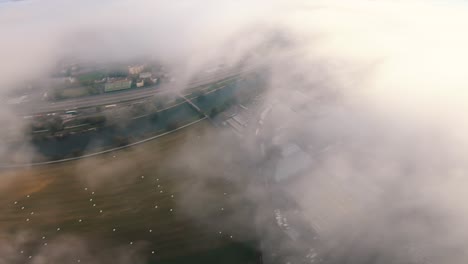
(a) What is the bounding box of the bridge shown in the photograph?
[177,92,216,126]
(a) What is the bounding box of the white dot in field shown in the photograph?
[99,210,103,213]
[171,195,174,198]
[89,198,93,202]
[44,243,48,246]
[42,236,46,240]
[14,201,18,204]
[224,193,227,195]
[57,228,61,231]
[154,205,158,209]
[78,219,82,223]
[93,204,96,207]
[92,192,95,195]
[141,175,145,179]
[152,251,155,254]
[113,228,116,232]
[219,231,222,234]
[149,229,152,233]
[20,250,24,254]
[169,208,173,212]
[157,185,160,188]
[26,195,30,198]
[28,256,32,259]
[26,218,29,222]
[30,212,34,215]
[21,207,24,210]
[156,178,159,181]
[230,235,233,239]
[221,208,224,211]
[77,260,81,263]
[84,188,88,191]
[130,242,133,245]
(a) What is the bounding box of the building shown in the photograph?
[128,65,145,75]
[136,80,145,88]
[139,72,152,79]
[104,79,132,92]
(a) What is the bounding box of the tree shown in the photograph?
[86,115,106,126]
[150,112,159,123]
[47,116,64,133]
[113,136,129,147]
[166,121,179,131]
[197,93,206,102]
[210,107,219,118]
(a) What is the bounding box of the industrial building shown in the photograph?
[104,79,132,92]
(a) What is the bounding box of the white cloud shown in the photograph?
[2,0,468,263]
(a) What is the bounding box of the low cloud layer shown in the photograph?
[2,0,468,263]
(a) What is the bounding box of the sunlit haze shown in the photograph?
[1,1,468,264]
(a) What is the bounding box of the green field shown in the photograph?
[77,72,106,85]
[52,85,101,100]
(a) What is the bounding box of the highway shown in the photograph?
[15,66,248,115]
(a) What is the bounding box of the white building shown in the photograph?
[128,65,145,75]
[139,72,152,79]
[136,80,145,88]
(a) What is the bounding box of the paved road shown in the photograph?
[15,67,247,115]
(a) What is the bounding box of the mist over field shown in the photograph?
[2,0,468,263]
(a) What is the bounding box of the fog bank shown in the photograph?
[2,0,468,263]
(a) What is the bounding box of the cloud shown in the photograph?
[2,0,468,263]
[250,1,468,263]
